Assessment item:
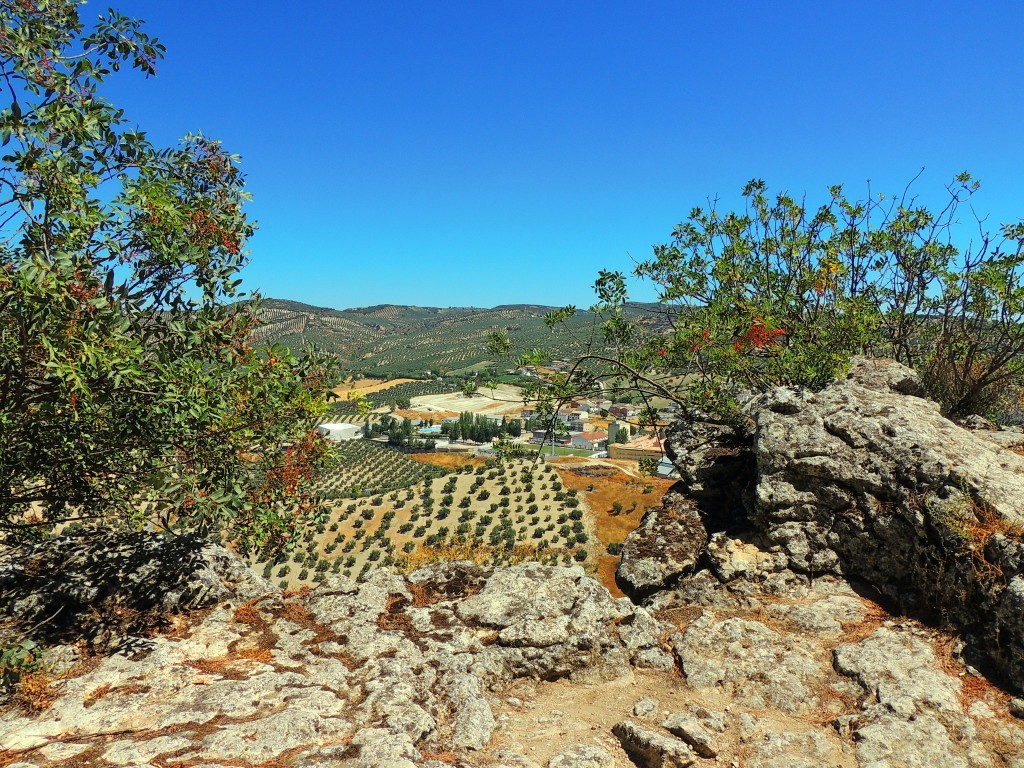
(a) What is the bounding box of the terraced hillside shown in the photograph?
[252,298,663,377]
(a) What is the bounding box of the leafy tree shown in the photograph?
[491,176,1024,423]
[0,3,336,552]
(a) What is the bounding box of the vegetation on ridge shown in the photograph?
[492,176,1024,427]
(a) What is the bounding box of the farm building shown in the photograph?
[607,433,664,461]
[317,422,364,441]
[570,432,608,451]
[609,404,641,419]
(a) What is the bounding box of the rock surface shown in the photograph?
[666,356,1024,694]
[5,533,1023,767]
[0,559,666,766]
[615,493,706,600]
[0,531,271,652]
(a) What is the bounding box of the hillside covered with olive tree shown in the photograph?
[251,298,667,378]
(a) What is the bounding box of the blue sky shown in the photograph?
[105,1,1023,309]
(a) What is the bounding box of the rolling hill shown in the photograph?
[252,298,665,377]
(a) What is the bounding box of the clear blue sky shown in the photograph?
[105,1,1024,309]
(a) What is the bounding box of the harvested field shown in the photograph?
[395,409,460,422]
[332,377,417,398]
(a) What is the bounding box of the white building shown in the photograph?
[570,432,608,451]
[317,422,364,441]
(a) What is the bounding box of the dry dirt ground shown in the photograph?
[551,458,675,597]
[331,377,417,398]
[409,453,487,470]
[413,385,527,418]
[485,590,1024,768]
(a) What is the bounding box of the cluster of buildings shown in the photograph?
[317,393,681,477]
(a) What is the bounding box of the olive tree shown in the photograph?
[0,2,337,553]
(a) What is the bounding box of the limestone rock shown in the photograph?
[0,560,649,765]
[659,356,1024,693]
[669,614,822,714]
[615,493,706,600]
[612,719,696,767]
[633,697,659,717]
[752,357,1024,692]
[0,531,273,651]
[548,743,616,768]
[660,714,717,758]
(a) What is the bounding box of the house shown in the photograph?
[554,409,585,432]
[570,431,608,451]
[607,434,664,461]
[609,404,640,419]
[317,422,363,441]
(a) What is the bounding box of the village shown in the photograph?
[317,376,681,478]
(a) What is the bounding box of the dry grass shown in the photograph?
[407,580,435,608]
[235,647,274,663]
[333,377,417,398]
[377,594,414,633]
[232,599,270,630]
[82,682,111,708]
[396,541,573,575]
[932,632,1009,713]
[836,597,892,645]
[186,656,250,680]
[280,601,314,626]
[417,749,460,764]
[407,453,486,470]
[9,671,57,714]
[928,494,1024,583]
[800,676,859,727]
[552,461,674,593]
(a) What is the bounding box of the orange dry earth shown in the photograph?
[407,453,487,470]
[332,377,418,398]
[395,409,460,422]
[552,458,675,597]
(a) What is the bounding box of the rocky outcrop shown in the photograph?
[0,558,669,766]
[615,493,706,600]
[5,357,1024,766]
[664,356,1024,694]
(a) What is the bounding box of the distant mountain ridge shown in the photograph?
[251,297,658,377]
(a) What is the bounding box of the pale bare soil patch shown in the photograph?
[413,384,526,417]
[408,453,487,470]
